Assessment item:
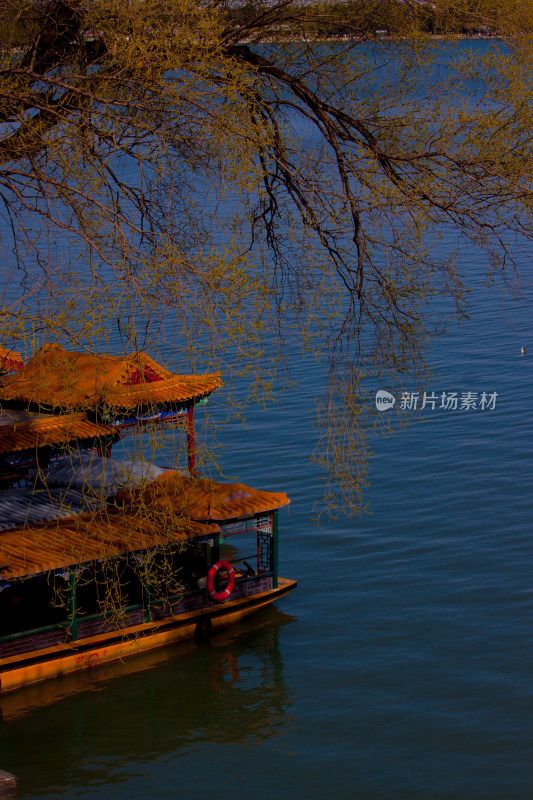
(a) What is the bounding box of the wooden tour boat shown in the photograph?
[0,346,296,693]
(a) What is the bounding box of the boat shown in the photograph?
[0,346,296,693]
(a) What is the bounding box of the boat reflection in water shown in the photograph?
[0,606,295,797]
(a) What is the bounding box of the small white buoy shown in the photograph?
[521,346,527,355]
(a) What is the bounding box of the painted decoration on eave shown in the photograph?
[0,348,23,375]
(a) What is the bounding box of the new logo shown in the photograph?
[375,389,396,412]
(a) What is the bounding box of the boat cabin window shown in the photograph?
[0,574,69,637]
[219,514,274,576]
[172,543,210,592]
[76,558,143,617]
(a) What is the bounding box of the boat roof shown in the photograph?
[0,456,169,532]
[0,455,290,579]
[118,471,290,523]
[0,344,221,411]
[0,510,220,580]
[0,410,114,454]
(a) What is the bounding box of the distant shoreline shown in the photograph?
[252,34,504,44]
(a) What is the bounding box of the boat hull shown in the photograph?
[0,578,296,693]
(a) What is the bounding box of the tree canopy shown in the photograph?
[1,0,533,513]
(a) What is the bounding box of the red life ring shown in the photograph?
[206,560,235,603]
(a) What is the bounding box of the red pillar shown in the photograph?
[186,407,197,476]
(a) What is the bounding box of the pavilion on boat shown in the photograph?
[0,344,221,484]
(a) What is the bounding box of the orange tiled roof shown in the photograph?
[0,510,220,579]
[118,472,290,523]
[103,374,223,410]
[0,412,114,454]
[0,471,288,578]
[0,344,221,410]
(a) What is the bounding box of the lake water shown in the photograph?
[1,41,532,800]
